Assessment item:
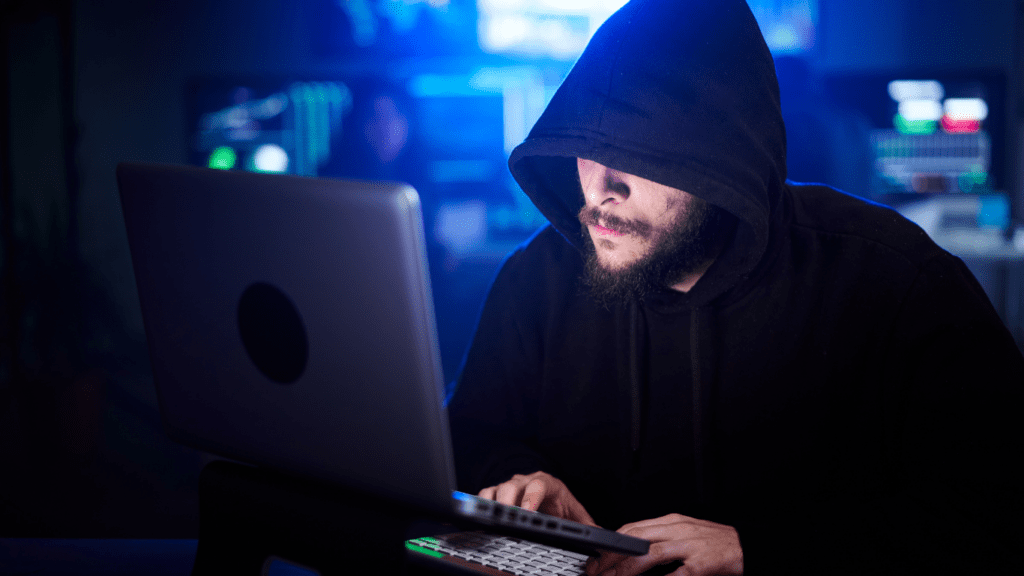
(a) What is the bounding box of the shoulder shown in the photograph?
[498,223,584,290]
[779,183,1009,336]
[784,183,947,268]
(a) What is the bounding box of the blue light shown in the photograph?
[476,0,627,60]
[977,195,1008,228]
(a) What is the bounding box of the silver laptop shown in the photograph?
[116,163,648,574]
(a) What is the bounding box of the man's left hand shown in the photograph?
[585,513,743,576]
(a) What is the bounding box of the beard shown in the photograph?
[578,198,727,307]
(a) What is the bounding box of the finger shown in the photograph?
[620,521,698,543]
[617,513,691,534]
[590,517,678,574]
[596,521,698,576]
[586,551,625,576]
[477,486,497,500]
[610,539,696,576]
[494,481,523,506]
[520,478,547,512]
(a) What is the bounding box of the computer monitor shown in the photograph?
[823,69,1007,201]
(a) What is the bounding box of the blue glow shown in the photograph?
[977,195,1009,228]
[434,200,488,255]
[264,557,320,576]
[479,0,817,58]
[477,0,627,59]
[763,24,802,51]
[748,0,817,53]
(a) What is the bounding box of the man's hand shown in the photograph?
[478,471,598,527]
[585,514,743,576]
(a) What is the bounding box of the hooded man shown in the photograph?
[446,1,1024,574]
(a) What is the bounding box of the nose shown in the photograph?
[578,158,629,207]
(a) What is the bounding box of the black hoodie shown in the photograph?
[447,0,1024,573]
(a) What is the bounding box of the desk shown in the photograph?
[0,538,454,575]
[0,538,198,576]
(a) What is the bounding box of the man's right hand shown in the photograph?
[478,471,598,527]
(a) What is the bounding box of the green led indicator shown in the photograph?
[894,114,936,135]
[405,541,445,558]
[208,146,237,170]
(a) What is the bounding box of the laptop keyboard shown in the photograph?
[406,531,590,575]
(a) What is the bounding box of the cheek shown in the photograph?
[664,194,685,212]
[648,201,684,229]
[659,193,700,224]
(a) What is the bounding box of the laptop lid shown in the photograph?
[117,162,455,513]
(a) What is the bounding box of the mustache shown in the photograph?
[578,206,653,238]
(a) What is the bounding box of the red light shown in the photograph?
[941,116,980,134]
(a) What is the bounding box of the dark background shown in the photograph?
[2,0,1022,538]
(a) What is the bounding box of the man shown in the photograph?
[446,1,1024,574]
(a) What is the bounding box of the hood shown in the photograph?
[508,0,787,305]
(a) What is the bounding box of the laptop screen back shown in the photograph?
[117,163,455,513]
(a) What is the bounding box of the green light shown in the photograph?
[894,114,936,135]
[208,146,237,170]
[405,541,444,558]
[958,171,989,192]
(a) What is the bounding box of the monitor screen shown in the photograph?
[823,70,1007,199]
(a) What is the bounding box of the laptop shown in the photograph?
[116,163,649,575]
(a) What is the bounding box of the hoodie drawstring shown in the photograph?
[628,302,712,511]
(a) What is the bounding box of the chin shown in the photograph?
[596,253,638,272]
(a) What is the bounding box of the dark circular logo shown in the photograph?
[237,282,308,384]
